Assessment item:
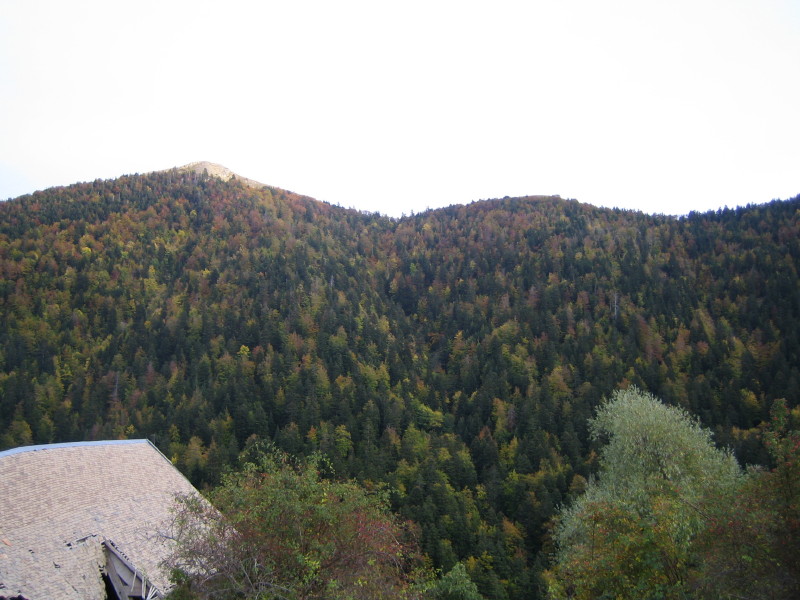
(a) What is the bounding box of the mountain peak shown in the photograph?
[173,161,266,189]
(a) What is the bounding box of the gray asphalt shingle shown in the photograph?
[0,440,199,599]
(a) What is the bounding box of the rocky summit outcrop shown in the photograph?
[174,161,266,188]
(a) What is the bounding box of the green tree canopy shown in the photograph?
[695,399,800,599]
[545,387,742,600]
[165,445,427,600]
[2,170,799,599]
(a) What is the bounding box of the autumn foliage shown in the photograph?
[546,390,800,600]
[1,169,798,598]
[165,444,425,599]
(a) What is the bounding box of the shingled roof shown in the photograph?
[0,440,200,600]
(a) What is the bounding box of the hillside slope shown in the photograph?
[1,169,798,598]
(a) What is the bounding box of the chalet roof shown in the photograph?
[0,440,200,600]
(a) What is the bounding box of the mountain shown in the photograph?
[1,167,798,598]
[171,161,267,189]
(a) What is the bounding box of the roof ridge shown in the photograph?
[0,439,149,459]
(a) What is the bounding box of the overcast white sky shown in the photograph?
[1,1,798,217]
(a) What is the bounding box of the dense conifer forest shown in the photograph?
[1,168,798,598]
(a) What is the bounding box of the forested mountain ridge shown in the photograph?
[1,167,798,598]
